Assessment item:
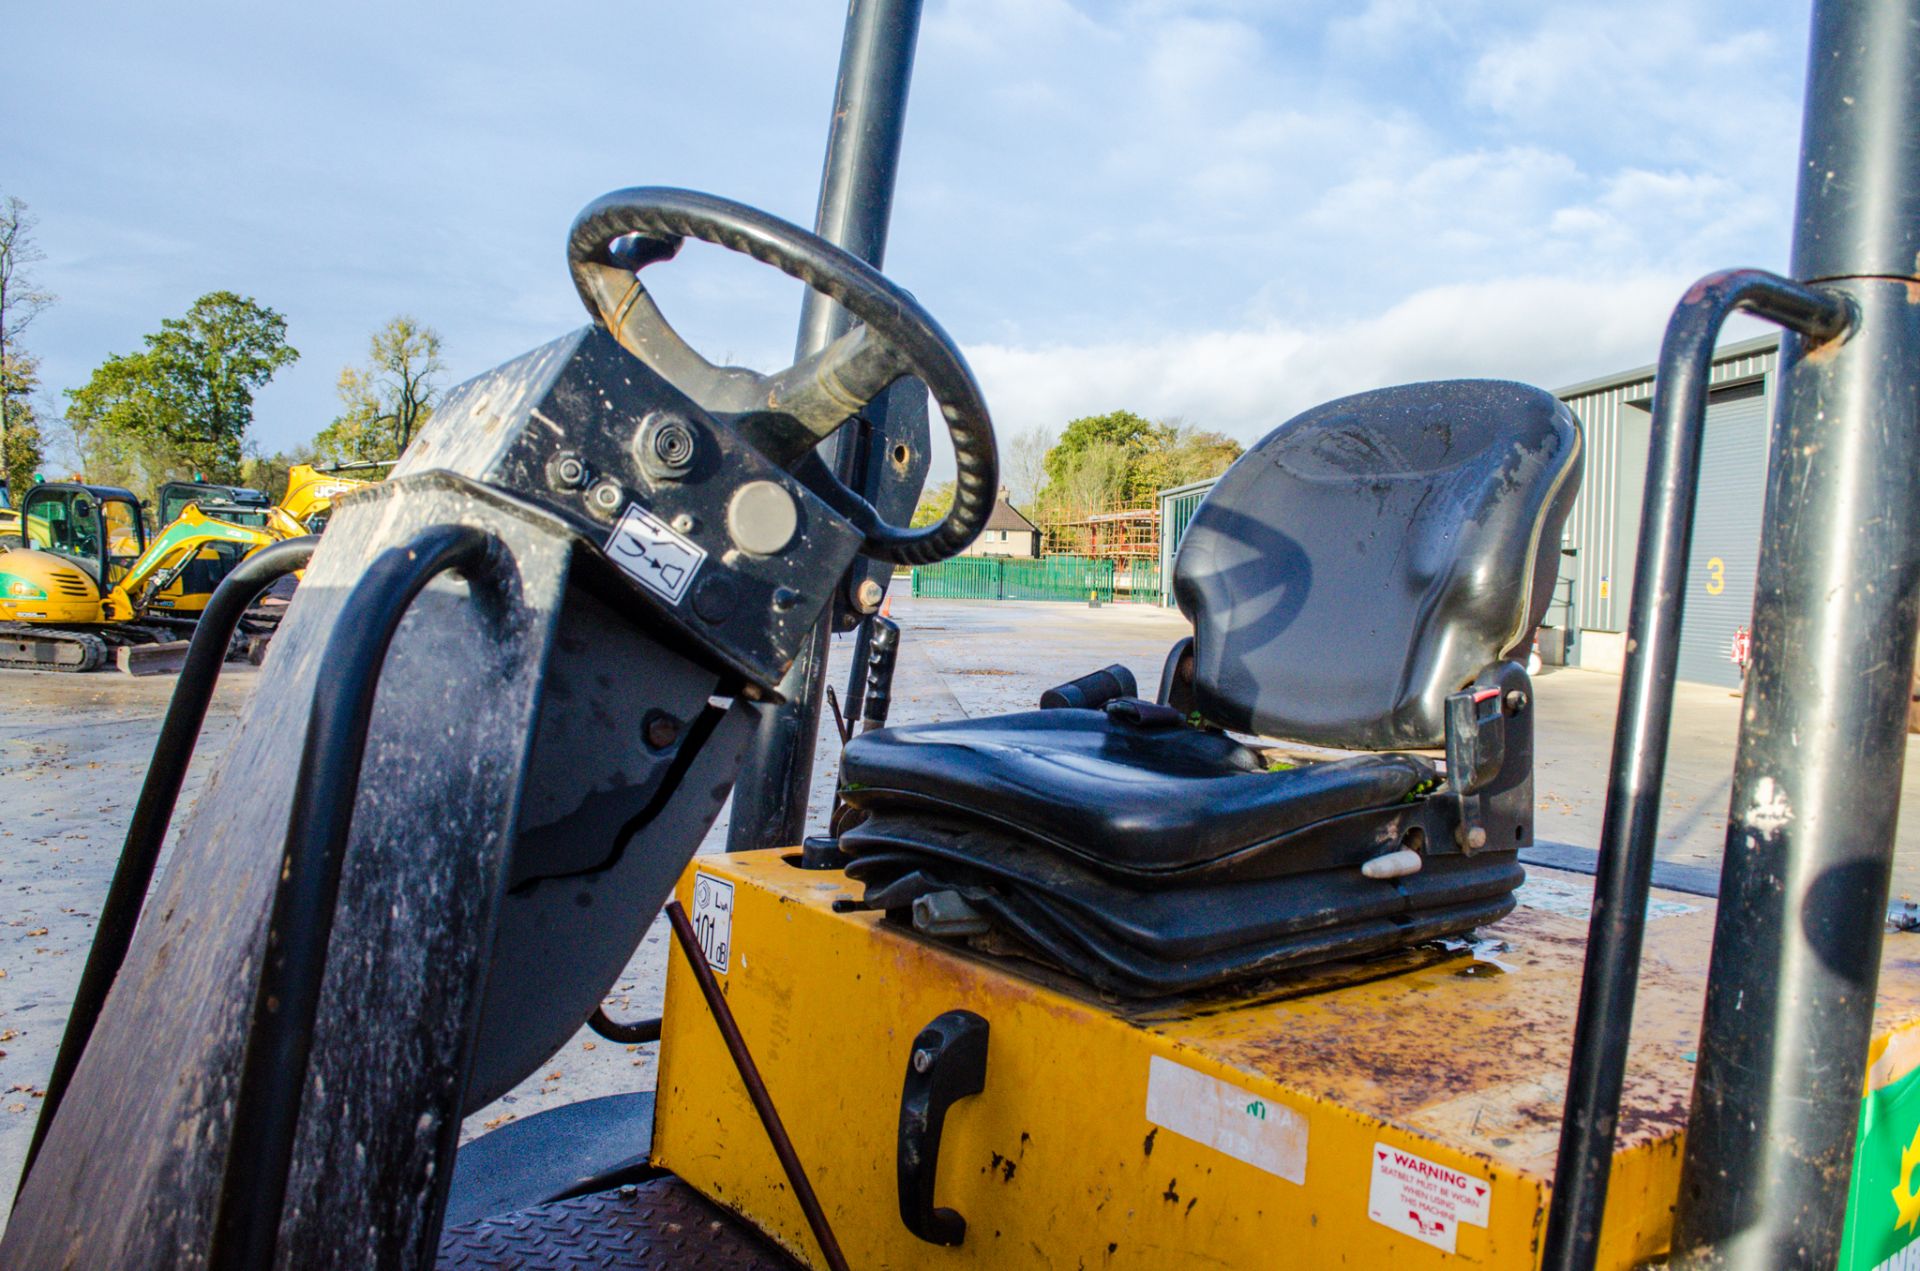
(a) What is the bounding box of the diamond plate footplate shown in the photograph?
[436,1176,802,1270]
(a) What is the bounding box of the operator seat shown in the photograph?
[836,379,1583,996]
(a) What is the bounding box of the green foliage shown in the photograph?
[64,291,298,490]
[239,447,317,504]
[0,359,42,503]
[1035,410,1241,516]
[0,355,43,500]
[312,316,444,464]
[911,479,955,528]
[1,195,55,498]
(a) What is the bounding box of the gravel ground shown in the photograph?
[4,595,1919,1222]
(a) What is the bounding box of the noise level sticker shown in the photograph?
[1368,1143,1491,1254]
[1144,1055,1308,1184]
[689,873,734,974]
[606,502,706,606]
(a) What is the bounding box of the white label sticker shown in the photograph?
[1367,1142,1491,1254]
[689,873,735,974]
[606,502,707,605]
[1144,1055,1307,1184]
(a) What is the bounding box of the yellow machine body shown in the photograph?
[142,505,307,616]
[0,548,110,624]
[653,851,1920,1269]
[279,463,374,531]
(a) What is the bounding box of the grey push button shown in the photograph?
[727,480,798,556]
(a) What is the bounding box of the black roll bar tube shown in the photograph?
[207,525,498,1271]
[19,536,319,1191]
[1537,270,1851,1271]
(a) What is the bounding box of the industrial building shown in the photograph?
[1157,334,1784,687]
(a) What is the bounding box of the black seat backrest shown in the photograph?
[1171,380,1582,750]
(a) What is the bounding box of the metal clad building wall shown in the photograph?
[1559,378,1644,633]
[1557,337,1777,637]
[1675,382,1769,687]
[1157,483,1212,604]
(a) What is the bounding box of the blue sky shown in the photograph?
[7,0,1809,477]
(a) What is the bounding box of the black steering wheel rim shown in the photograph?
[566,186,997,566]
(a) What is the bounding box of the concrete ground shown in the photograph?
[2,594,1918,1220]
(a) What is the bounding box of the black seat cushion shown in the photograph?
[1173,380,1582,749]
[839,708,1434,879]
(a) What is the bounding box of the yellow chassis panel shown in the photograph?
[654,852,1920,1269]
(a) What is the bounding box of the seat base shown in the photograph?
[842,810,1521,996]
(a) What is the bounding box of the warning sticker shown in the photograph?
[606,502,706,605]
[1367,1142,1492,1254]
[689,873,734,974]
[1144,1055,1308,1184]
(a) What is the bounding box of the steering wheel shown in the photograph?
[567,187,997,566]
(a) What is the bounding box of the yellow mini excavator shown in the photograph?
[0,480,301,671]
[131,466,377,620]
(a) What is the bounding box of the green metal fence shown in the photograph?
[910,554,1116,602]
[1119,558,1161,603]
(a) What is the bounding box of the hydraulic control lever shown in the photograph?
[861,615,901,732]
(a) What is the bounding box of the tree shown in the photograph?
[911,479,954,528]
[1036,410,1242,516]
[1004,426,1053,510]
[1042,410,1158,496]
[1,196,55,495]
[240,446,318,504]
[312,316,445,464]
[64,291,298,490]
[0,354,44,498]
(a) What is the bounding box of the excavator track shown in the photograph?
[0,624,110,673]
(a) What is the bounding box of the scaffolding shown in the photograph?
[1034,500,1163,601]
[1039,502,1160,561]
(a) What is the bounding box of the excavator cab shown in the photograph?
[18,482,146,588]
[147,483,278,612]
[156,480,273,529]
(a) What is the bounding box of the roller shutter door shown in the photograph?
[1675,380,1768,688]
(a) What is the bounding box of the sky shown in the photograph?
[6,0,1812,482]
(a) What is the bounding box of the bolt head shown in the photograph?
[772,585,801,611]
[588,480,624,514]
[854,578,885,612]
[912,1048,935,1074]
[645,713,680,749]
[547,451,589,491]
[1504,689,1528,714]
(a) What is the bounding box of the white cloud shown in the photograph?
[962,270,1699,455]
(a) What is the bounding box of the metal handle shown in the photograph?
[897,1009,990,1246]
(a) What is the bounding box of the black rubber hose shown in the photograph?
[18,536,318,1193]
[587,1009,662,1046]
[207,525,496,1271]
